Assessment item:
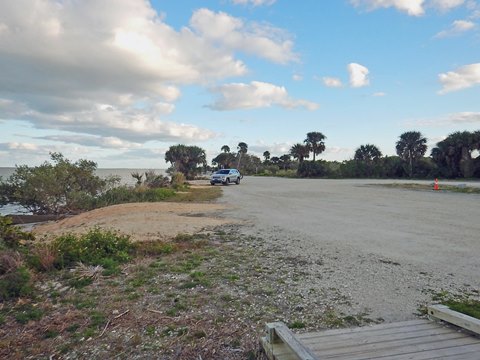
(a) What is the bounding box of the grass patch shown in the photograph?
[168,186,222,202]
[444,299,480,319]
[14,305,44,324]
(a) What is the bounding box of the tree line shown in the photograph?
[164,130,480,179]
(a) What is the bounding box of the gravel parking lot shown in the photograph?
[219,177,480,322]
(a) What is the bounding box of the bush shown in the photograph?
[52,228,133,268]
[1,153,117,215]
[0,251,33,300]
[94,186,176,208]
[297,161,328,178]
[170,172,186,189]
[0,216,34,249]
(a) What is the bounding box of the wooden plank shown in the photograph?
[260,336,299,360]
[369,342,480,360]
[265,323,319,360]
[297,319,429,340]
[299,326,454,351]
[298,321,443,344]
[428,304,480,335]
[319,336,480,360]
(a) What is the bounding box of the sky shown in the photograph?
[0,0,479,168]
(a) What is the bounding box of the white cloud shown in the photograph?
[190,8,297,64]
[292,74,303,81]
[438,63,480,94]
[323,77,344,88]
[373,92,387,96]
[6,142,39,151]
[350,0,425,16]
[0,1,300,150]
[428,0,465,11]
[350,0,468,15]
[405,111,480,126]
[435,19,476,37]
[36,135,142,149]
[208,81,319,111]
[232,0,277,6]
[348,63,370,88]
[249,142,294,156]
[0,99,217,143]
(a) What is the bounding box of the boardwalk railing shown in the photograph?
[262,322,319,360]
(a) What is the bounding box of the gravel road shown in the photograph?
[219,177,480,322]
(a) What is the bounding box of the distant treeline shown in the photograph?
[204,130,480,179]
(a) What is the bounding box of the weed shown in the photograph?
[134,241,176,256]
[67,324,80,333]
[193,330,206,338]
[89,310,106,328]
[68,276,93,289]
[14,305,44,324]
[443,298,480,319]
[288,320,306,329]
[145,325,156,336]
[44,329,59,339]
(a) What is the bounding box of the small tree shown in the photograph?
[290,143,310,163]
[304,132,326,161]
[0,153,114,215]
[263,151,271,163]
[396,131,427,177]
[236,142,248,169]
[165,145,207,180]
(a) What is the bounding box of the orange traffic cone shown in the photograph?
[433,178,439,191]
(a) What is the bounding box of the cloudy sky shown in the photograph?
[1,0,479,168]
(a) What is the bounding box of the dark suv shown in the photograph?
[210,169,241,185]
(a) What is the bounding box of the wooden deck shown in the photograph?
[261,306,480,360]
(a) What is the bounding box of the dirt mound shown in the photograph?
[33,202,232,241]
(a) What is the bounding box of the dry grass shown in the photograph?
[0,226,373,359]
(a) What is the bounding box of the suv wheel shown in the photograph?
[236,177,240,185]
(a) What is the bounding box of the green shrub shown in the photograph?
[52,228,133,268]
[0,216,34,249]
[94,186,176,207]
[297,161,329,178]
[171,172,187,189]
[0,153,115,215]
[14,304,43,324]
[0,266,33,301]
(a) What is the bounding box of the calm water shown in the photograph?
[0,168,166,215]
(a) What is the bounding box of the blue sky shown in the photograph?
[0,0,479,168]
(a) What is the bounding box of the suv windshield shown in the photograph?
[216,170,230,174]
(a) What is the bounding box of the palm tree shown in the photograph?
[395,131,427,177]
[263,151,271,163]
[431,131,477,178]
[279,154,291,170]
[290,143,310,163]
[304,132,326,161]
[237,142,248,169]
[221,145,230,153]
[354,144,382,163]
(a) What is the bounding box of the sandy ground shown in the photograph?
[218,177,480,322]
[31,178,480,323]
[33,202,231,241]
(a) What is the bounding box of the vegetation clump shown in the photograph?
[51,228,133,269]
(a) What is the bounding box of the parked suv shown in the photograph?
[210,169,242,185]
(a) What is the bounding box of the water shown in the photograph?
[0,168,166,215]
